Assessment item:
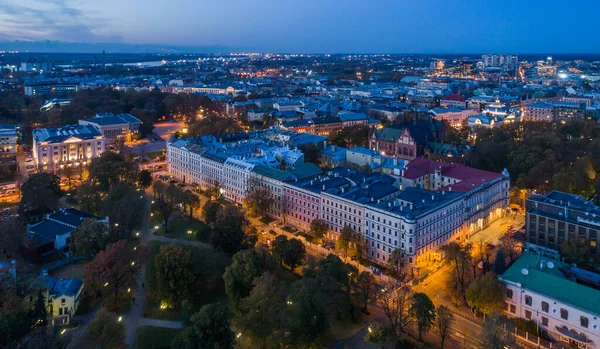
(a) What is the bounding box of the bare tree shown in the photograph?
[244,177,274,218]
[442,242,472,295]
[499,234,520,264]
[376,282,412,336]
[436,305,454,349]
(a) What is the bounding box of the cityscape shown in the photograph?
[2,2,600,349]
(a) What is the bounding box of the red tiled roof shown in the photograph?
[401,158,503,192]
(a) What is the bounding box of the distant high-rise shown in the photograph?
[481,54,518,69]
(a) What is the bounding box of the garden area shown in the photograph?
[152,215,211,242]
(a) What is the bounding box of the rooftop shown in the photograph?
[501,253,600,316]
[33,124,102,144]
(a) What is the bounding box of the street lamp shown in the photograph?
[187,230,192,235]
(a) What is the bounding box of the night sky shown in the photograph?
[1,0,599,53]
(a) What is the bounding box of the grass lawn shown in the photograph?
[133,326,181,349]
[144,240,231,321]
[154,215,211,242]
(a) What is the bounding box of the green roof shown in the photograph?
[374,127,404,142]
[287,162,322,180]
[501,253,600,315]
[252,165,292,181]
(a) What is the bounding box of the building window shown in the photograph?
[541,317,548,327]
[525,295,532,306]
[581,316,589,328]
[510,304,516,314]
[541,301,549,313]
[61,298,66,305]
[560,308,568,320]
[525,310,532,320]
[506,289,513,299]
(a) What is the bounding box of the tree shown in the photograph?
[201,200,221,226]
[336,225,353,257]
[560,238,588,266]
[309,219,328,242]
[409,293,436,340]
[82,308,126,349]
[104,182,146,240]
[388,248,409,279]
[493,248,506,275]
[211,205,253,253]
[283,238,306,270]
[77,181,102,214]
[442,242,471,295]
[29,289,47,329]
[223,249,270,311]
[271,235,288,266]
[138,169,153,189]
[172,303,235,349]
[71,218,108,257]
[84,240,147,311]
[244,178,274,218]
[19,172,61,220]
[17,326,67,349]
[88,151,138,191]
[499,234,520,265]
[235,273,286,348]
[154,243,213,309]
[182,192,201,220]
[377,283,412,336]
[435,305,454,349]
[355,271,375,312]
[465,273,506,315]
[59,165,77,191]
[481,312,516,349]
[152,182,181,235]
[285,278,328,346]
[0,217,25,259]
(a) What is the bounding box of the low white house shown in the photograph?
[501,253,600,349]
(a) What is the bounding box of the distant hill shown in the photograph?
[0,40,229,54]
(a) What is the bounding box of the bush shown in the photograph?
[395,338,415,349]
[513,318,552,341]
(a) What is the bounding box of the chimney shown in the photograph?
[449,186,452,192]
[432,195,435,201]
[323,184,326,190]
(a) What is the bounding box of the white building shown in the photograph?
[222,158,255,204]
[0,124,18,157]
[32,124,105,173]
[502,253,600,349]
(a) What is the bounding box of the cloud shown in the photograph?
[0,0,122,42]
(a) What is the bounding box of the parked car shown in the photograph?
[485,243,495,250]
[268,230,277,236]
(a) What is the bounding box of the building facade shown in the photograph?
[32,125,105,173]
[78,113,141,143]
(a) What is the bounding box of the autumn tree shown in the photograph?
[104,182,146,240]
[84,240,147,311]
[435,305,454,349]
[59,165,77,191]
[309,218,328,243]
[410,292,436,340]
[442,242,471,295]
[481,312,516,349]
[499,234,520,265]
[244,178,274,218]
[465,273,505,315]
[82,308,126,349]
[336,225,353,257]
[70,218,108,257]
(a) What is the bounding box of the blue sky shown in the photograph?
[0,0,599,53]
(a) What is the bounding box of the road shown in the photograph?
[468,212,525,245]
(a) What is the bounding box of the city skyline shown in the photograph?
[1,0,600,53]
